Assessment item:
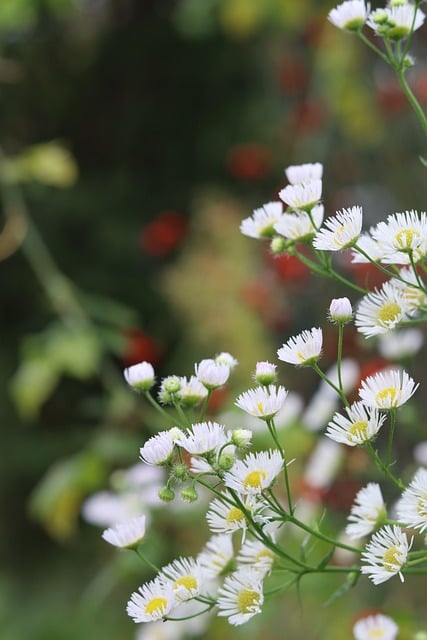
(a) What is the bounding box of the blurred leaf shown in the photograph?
[29,451,107,540]
[10,357,59,420]
[0,0,36,31]
[2,141,78,187]
[45,324,102,379]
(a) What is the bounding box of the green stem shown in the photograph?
[396,67,427,138]
[364,441,405,490]
[144,391,177,423]
[312,362,350,407]
[134,547,160,573]
[287,514,361,555]
[386,408,397,467]
[266,418,294,516]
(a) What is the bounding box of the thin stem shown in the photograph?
[134,547,160,573]
[386,408,397,467]
[287,514,361,555]
[266,418,294,516]
[364,441,405,490]
[197,389,212,421]
[336,323,345,395]
[144,391,177,423]
[396,67,427,138]
[312,362,350,407]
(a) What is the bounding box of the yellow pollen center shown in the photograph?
[145,597,168,616]
[226,507,245,525]
[367,630,386,639]
[237,589,261,614]
[375,387,400,407]
[383,546,399,570]
[395,228,420,249]
[256,549,273,563]
[417,497,427,517]
[348,420,369,439]
[256,401,264,414]
[377,302,401,325]
[244,470,267,490]
[174,576,197,592]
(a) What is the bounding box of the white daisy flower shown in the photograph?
[240,201,283,239]
[124,361,155,391]
[284,162,323,185]
[361,524,411,584]
[368,5,425,39]
[396,468,427,533]
[328,1,370,31]
[355,281,410,337]
[329,296,353,324]
[274,205,324,241]
[352,230,386,263]
[195,358,230,390]
[277,327,323,366]
[197,534,234,579]
[378,327,424,360]
[313,206,363,251]
[358,368,418,409]
[353,613,399,640]
[176,376,209,407]
[235,385,288,420]
[176,421,227,455]
[390,266,427,314]
[371,210,427,264]
[279,179,322,210]
[346,483,386,539]
[216,569,264,626]
[215,352,238,368]
[206,492,251,534]
[140,430,176,466]
[127,578,176,622]
[326,401,386,446]
[236,539,275,578]
[159,557,204,602]
[223,450,283,496]
[102,515,147,549]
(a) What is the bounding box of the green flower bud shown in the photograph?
[158,486,175,502]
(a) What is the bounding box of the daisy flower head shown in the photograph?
[206,491,250,534]
[329,296,353,324]
[274,205,324,242]
[353,613,399,640]
[346,483,386,539]
[124,361,155,392]
[235,385,288,420]
[175,376,208,408]
[140,430,176,466]
[328,1,370,31]
[371,210,427,264]
[284,162,323,185]
[102,515,147,549]
[396,468,427,533]
[195,358,230,390]
[240,201,283,239]
[159,557,203,602]
[326,401,386,447]
[236,539,275,578]
[127,578,176,623]
[361,524,411,584]
[216,568,264,626]
[223,450,283,496]
[368,5,425,39]
[279,179,322,211]
[355,281,410,338]
[175,421,227,456]
[277,327,322,366]
[215,352,238,369]
[197,534,234,579]
[313,206,363,251]
[359,368,418,409]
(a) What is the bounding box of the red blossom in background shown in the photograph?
[121,327,163,367]
[139,211,188,257]
[226,144,272,181]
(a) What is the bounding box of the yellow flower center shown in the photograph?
[383,546,400,571]
[255,549,274,563]
[174,576,198,592]
[377,302,401,325]
[256,401,264,414]
[244,470,267,490]
[237,589,261,614]
[348,420,369,440]
[375,386,400,407]
[395,227,420,250]
[226,507,246,525]
[366,629,386,639]
[145,597,168,617]
[417,496,427,517]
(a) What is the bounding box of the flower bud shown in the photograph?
[158,486,175,502]
[218,451,236,471]
[172,463,189,481]
[231,429,252,448]
[329,297,353,324]
[254,361,277,385]
[181,486,199,503]
[163,376,181,393]
[270,236,287,254]
[124,361,155,392]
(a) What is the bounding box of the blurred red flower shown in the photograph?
[139,211,188,257]
[226,144,272,181]
[121,327,163,367]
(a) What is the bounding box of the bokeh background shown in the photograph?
[1,0,427,638]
